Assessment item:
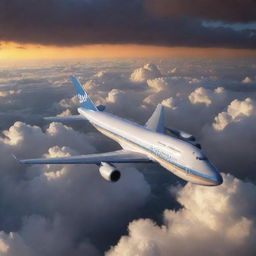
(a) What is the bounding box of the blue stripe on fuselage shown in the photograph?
[93,123,218,184]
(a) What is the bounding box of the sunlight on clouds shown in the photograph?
[1,41,256,60]
[107,174,256,256]
[213,98,256,131]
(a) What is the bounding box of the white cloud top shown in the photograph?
[107,174,256,256]
[130,64,161,83]
[213,98,256,131]
[189,87,212,106]
[241,77,253,84]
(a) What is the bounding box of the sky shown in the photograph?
[1,1,256,256]
[0,0,256,59]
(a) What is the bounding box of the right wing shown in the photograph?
[16,150,151,165]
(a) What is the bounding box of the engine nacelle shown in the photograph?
[165,127,195,141]
[178,131,196,141]
[99,162,121,182]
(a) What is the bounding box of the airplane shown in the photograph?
[16,76,223,186]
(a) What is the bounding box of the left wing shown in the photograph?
[16,150,151,165]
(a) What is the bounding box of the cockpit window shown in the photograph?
[196,156,208,160]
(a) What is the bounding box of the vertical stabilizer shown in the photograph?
[145,104,165,133]
[71,76,98,111]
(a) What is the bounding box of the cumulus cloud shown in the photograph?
[147,77,168,91]
[130,64,161,83]
[0,89,21,97]
[161,97,177,110]
[213,98,255,131]
[242,77,253,84]
[58,96,78,110]
[189,87,212,106]
[0,120,151,255]
[189,87,226,106]
[85,71,131,92]
[0,215,101,256]
[107,173,256,256]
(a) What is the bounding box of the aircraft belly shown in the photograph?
[156,158,207,185]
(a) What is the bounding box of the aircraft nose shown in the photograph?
[203,163,223,186]
[204,161,223,186]
[213,171,223,185]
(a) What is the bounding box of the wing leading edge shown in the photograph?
[16,150,151,165]
[44,115,86,122]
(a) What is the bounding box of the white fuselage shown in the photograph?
[78,108,222,186]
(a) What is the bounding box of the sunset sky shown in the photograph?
[0,0,255,59]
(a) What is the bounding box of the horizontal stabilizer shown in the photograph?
[16,150,151,165]
[44,115,86,122]
[96,105,106,111]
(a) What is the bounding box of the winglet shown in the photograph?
[12,154,20,163]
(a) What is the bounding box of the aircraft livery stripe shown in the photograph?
[93,123,218,185]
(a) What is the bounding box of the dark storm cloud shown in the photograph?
[145,0,256,23]
[0,0,256,48]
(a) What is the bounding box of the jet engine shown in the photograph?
[178,131,196,141]
[99,162,121,182]
[165,127,196,141]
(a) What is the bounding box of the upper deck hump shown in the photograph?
[81,109,191,153]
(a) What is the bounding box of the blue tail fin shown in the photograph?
[71,76,98,111]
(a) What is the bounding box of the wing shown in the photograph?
[44,115,86,122]
[145,104,165,133]
[16,150,151,165]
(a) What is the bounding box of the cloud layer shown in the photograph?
[107,174,256,256]
[0,58,256,255]
[145,0,256,22]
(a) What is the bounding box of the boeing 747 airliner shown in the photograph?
[17,76,223,186]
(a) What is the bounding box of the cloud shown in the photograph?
[130,64,162,83]
[147,77,168,92]
[107,173,256,256]
[0,215,101,256]
[161,97,177,110]
[0,121,151,255]
[0,0,256,49]
[0,89,21,97]
[213,98,255,131]
[145,0,256,22]
[188,87,226,106]
[189,87,212,106]
[242,77,253,84]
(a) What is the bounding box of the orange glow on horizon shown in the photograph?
[1,41,256,60]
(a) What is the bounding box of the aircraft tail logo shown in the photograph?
[78,93,88,103]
